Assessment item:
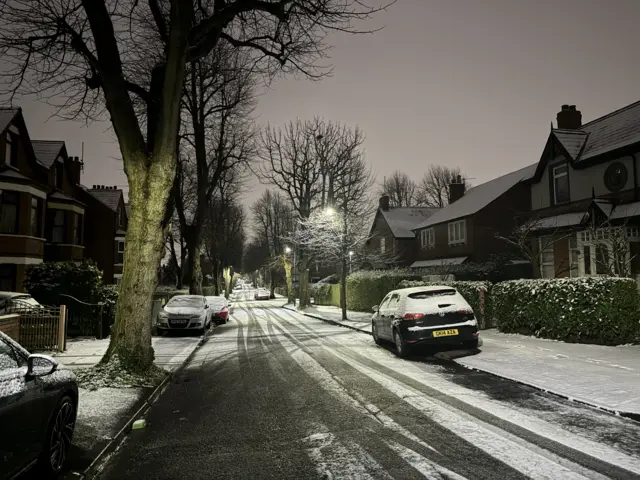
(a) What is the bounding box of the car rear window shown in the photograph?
[408,289,456,299]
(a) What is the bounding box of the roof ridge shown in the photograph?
[580,99,640,128]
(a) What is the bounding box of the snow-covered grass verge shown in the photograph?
[75,355,167,391]
[74,387,144,451]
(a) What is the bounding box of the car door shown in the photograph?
[0,338,44,476]
[377,294,394,340]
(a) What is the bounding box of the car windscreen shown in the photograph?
[207,298,227,308]
[167,296,203,308]
[408,289,456,300]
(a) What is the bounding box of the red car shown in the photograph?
[205,296,230,325]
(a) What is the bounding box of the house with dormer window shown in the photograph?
[528,102,640,278]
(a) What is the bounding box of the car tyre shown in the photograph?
[393,328,410,358]
[38,395,76,478]
[197,327,205,336]
[372,322,382,345]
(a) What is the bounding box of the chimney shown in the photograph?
[556,104,582,129]
[379,195,390,211]
[448,175,466,204]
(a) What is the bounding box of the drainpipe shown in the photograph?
[633,154,639,202]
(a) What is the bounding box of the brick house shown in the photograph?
[0,108,85,291]
[80,185,128,285]
[366,196,439,267]
[528,103,640,278]
[410,165,535,273]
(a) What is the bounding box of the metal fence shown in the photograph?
[60,294,113,339]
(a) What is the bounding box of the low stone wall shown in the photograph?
[0,314,20,341]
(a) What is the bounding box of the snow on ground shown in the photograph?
[456,330,640,415]
[74,387,144,452]
[300,305,372,333]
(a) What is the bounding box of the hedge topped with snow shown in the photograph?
[399,280,493,327]
[346,270,422,312]
[492,277,640,345]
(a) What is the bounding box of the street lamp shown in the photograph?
[285,246,291,253]
[325,207,335,217]
[349,251,354,273]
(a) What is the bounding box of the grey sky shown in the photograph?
[11,0,640,212]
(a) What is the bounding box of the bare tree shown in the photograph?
[417,165,471,208]
[378,171,418,207]
[584,218,637,278]
[176,43,256,295]
[252,190,295,296]
[0,0,388,373]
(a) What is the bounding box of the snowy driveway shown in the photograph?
[100,303,640,479]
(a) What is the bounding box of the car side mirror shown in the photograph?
[372,305,379,313]
[26,354,58,378]
[204,304,209,309]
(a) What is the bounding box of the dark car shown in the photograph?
[0,331,78,479]
[0,292,43,315]
[371,286,480,357]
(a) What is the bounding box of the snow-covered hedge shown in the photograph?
[311,283,340,306]
[492,277,640,345]
[399,280,493,328]
[346,270,422,312]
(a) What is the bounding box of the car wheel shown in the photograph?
[39,395,76,476]
[197,327,205,336]
[372,322,382,345]
[463,339,479,350]
[393,329,410,358]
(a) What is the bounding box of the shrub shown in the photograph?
[492,277,640,345]
[398,280,493,328]
[311,283,340,306]
[24,261,106,305]
[346,270,422,312]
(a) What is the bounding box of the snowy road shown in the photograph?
[100,296,640,479]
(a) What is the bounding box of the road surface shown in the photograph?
[99,290,640,479]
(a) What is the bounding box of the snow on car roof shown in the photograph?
[393,286,457,295]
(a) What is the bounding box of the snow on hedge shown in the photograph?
[491,277,640,345]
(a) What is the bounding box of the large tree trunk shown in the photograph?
[187,236,203,294]
[284,259,294,304]
[212,260,221,295]
[340,256,348,321]
[269,268,277,298]
[298,255,311,307]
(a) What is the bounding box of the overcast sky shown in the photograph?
[10,0,640,215]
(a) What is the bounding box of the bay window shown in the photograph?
[51,210,65,243]
[30,197,42,237]
[0,191,19,234]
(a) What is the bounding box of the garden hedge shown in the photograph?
[345,270,422,312]
[398,280,493,328]
[311,283,341,306]
[491,277,640,345]
[25,261,108,305]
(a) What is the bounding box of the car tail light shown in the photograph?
[403,313,424,320]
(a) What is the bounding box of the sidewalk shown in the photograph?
[291,304,640,417]
[52,333,206,478]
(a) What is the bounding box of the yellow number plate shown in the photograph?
[433,329,458,337]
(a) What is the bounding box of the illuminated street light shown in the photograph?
[325,207,335,216]
[348,251,354,256]
[285,246,291,253]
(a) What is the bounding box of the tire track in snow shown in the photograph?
[272,307,634,479]
[261,311,528,480]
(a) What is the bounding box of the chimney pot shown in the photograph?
[557,104,582,129]
[379,195,390,211]
[448,177,466,204]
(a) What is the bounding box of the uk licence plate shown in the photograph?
[433,329,458,338]
[172,319,187,325]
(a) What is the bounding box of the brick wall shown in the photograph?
[0,314,20,341]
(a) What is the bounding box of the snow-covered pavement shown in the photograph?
[290,303,640,417]
[456,330,640,416]
[100,303,640,480]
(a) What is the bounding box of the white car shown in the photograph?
[157,295,211,335]
[254,288,270,300]
[371,286,480,357]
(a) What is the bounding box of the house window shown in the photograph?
[116,240,125,264]
[380,237,386,254]
[51,210,65,243]
[448,220,466,245]
[55,162,64,189]
[539,236,555,278]
[73,213,83,245]
[421,228,435,248]
[569,235,579,277]
[4,133,17,167]
[30,197,42,237]
[577,228,631,276]
[0,264,16,291]
[552,165,569,205]
[0,190,19,234]
[118,205,126,227]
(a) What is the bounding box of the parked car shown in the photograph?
[156,295,211,334]
[206,296,230,325]
[254,288,270,300]
[0,331,78,479]
[371,286,480,357]
[0,291,43,315]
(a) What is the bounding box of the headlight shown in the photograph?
[158,311,168,319]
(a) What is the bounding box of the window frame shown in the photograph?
[0,264,16,292]
[447,219,466,245]
[30,196,42,238]
[73,212,83,245]
[380,237,386,254]
[539,236,555,278]
[51,209,66,243]
[552,164,570,205]
[0,190,19,234]
[116,240,125,264]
